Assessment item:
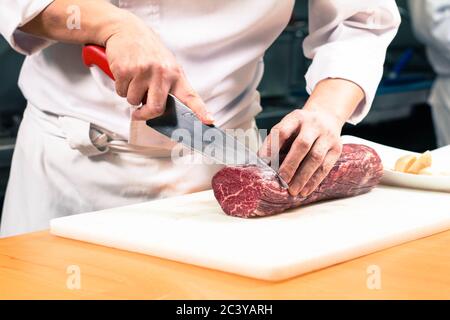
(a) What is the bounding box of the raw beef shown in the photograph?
[212,144,383,218]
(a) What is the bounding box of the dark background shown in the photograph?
[0,0,437,216]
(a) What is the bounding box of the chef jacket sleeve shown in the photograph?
[303,0,401,124]
[409,0,450,61]
[0,0,56,55]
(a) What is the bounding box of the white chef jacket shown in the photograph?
[1,0,400,141]
[409,0,450,146]
[409,0,450,76]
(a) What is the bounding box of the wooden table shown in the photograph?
[0,230,449,299]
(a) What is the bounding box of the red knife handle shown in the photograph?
[82,44,174,127]
[82,44,151,106]
[82,45,115,80]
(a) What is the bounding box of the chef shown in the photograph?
[409,0,450,147]
[0,0,400,237]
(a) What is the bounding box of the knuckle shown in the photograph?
[152,104,165,116]
[137,106,153,119]
[169,64,182,76]
[160,69,172,82]
[328,132,340,142]
[278,129,290,141]
[280,164,295,178]
[137,61,151,73]
[323,156,337,171]
[316,165,328,176]
[155,62,181,78]
[331,144,343,156]
[315,167,328,181]
[293,109,303,119]
[127,98,139,106]
[323,164,333,175]
[131,64,142,74]
[131,61,152,76]
[153,62,167,75]
[310,150,324,162]
[322,127,332,136]
[184,88,198,99]
[127,94,141,106]
[115,86,125,97]
[181,90,200,103]
[297,138,312,149]
[113,65,129,79]
[271,125,281,134]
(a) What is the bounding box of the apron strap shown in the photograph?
[58,116,109,157]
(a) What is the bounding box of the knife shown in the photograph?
[82,45,289,189]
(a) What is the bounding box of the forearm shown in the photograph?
[19,0,138,46]
[303,78,364,126]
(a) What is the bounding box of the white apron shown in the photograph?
[0,105,261,237]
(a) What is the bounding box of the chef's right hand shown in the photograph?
[104,16,214,124]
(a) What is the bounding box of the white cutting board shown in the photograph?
[50,137,450,281]
[50,185,450,281]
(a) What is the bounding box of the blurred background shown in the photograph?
[0,0,437,212]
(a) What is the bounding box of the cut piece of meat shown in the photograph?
[212,144,383,218]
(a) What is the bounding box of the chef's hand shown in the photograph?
[104,14,214,123]
[19,0,213,124]
[259,79,365,197]
[261,108,343,197]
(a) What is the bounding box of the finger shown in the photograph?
[289,137,330,196]
[115,74,133,98]
[132,74,170,121]
[300,147,341,196]
[258,117,300,164]
[171,74,214,124]
[258,133,272,162]
[110,62,133,98]
[126,75,150,106]
[278,125,319,184]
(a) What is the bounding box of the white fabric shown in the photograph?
[0,0,400,141]
[409,0,450,76]
[429,78,450,147]
[0,104,261,237]
[304,0,400,124]
[409,0,450,147]
[0,1,400,237]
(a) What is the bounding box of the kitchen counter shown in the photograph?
[0,230,449,299]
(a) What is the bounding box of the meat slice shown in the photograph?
[212,144,383,218]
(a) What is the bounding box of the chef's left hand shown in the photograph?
[259,78,365,197]
[260,108,343,197]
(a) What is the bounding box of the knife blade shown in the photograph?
[82,44,289,189]
[146,95,289,188]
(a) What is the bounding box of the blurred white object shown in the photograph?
[342,135,450,192]
[409,0,450,147]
